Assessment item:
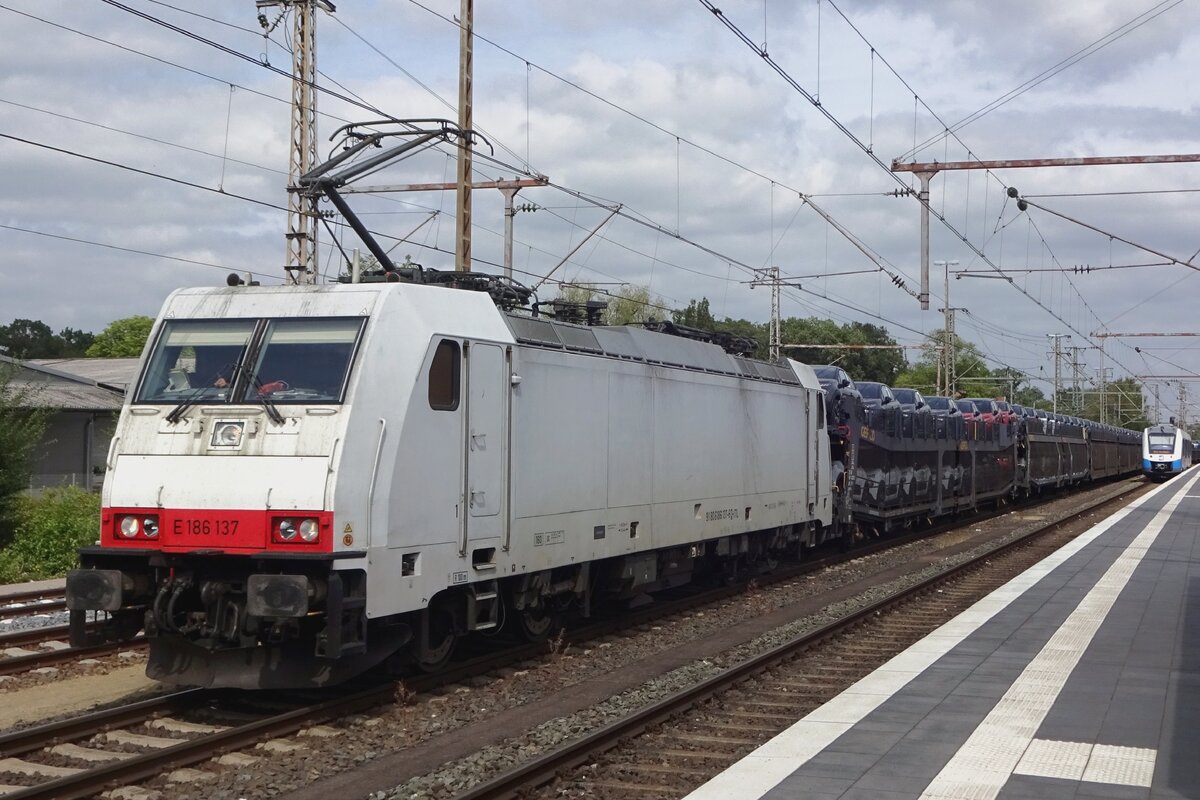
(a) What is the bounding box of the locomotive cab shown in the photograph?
[66,285,425,688]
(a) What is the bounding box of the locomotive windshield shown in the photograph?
[136,319,256,403]
[243,318,363,404]
[136,317,364,406]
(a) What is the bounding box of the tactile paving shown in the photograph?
[1082,743,1156,787]
[1013,738,1090,780]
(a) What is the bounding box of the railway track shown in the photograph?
[0,687,389,800]
[0,643,581,799]
[0,622,148,678]
[449,479,1148,800]
[0,478,1144,798]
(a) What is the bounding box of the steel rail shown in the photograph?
[452,480,1147,800]
[0,621,117,653]
[0,688,207,759]
[2,685,391,800]
[0,586,65,605]
[0,639,146,677]
[0,599,66,623]
[0,623,72,650]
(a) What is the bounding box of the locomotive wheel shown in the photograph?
[414,606,456,673]
[517,604,554,642]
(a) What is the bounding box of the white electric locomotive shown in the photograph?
[1142,423,1193,480]
[66,282,834,688]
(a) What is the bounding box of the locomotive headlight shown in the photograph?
[270,513,329,547]
[142,516,159,538]
[298,518,319,542]
[119,516,139,538]
[277,518,298,541]
[211,421,245,449]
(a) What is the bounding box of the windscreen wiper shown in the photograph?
[229,362,284,424]
[166,385,210,424]
[251,377,284,425]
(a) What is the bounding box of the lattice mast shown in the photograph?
[455,0,474,272]
[258,0,334,284]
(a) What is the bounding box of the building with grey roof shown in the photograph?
[2,355,135,490]
[29,357,140,394]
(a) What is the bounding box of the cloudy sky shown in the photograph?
[1,0,1198,419]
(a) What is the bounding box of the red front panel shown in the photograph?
[102,507,333,553]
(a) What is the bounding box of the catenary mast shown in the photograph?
[258,0,334,284]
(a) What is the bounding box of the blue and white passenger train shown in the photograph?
[1142,423,1194,480]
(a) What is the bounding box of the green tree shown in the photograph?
[893,329,1001,398]
[893,362,938,395]
[558,283,668,326]
[0,319,62,358]
[58,327,95,356]
[672,298,717,329]
[1078,377,1147,430]
[86,316,154,358]
[604,284,667,325]
[783,318,906,383]
[1013,384,1047,409]
[0,363,50,540]
[670,297,769,357]
[717,317,769,358]
[983,366,1028,403]
[0,320,98,359]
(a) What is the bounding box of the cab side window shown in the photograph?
[428,339,461,411]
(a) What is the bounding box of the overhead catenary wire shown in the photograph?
[891,0,1184,162]
[91,0,1064,382]
[5,2,1146,393]
[94,0,400,124]
[697,0,1143,385]
[0,221,278,283]
[751,0,1181,387]
[0,70,1052,390]
[1017,196,1200,273]
[0,2,374,150]
[338,3,927,295]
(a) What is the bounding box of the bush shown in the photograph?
[0,486,100,583]
[0,365,51,543]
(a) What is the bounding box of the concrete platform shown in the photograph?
[686,468,1200,800]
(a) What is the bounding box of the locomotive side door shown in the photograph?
[807,390,819,513]
[461,342,506,554]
